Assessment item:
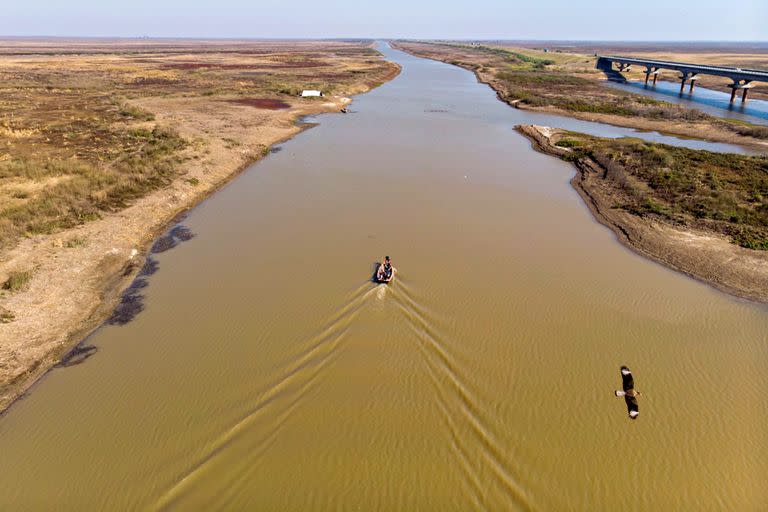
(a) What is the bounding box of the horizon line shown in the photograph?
[0,35,767,43]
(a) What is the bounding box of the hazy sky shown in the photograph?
[2,0,766,40]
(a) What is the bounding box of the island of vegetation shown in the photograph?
[0,38,399,413]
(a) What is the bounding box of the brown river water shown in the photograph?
[0,44,766,511]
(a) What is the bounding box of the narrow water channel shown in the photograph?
[0,43,766,511]
[605,78,768,125]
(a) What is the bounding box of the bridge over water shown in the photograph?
[596,55,768,103]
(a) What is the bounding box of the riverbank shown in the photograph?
[507,41,768,102]
[0,40,400,413]
[517,124,768,303]
[392,41,768,149]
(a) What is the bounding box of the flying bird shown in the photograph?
[615,366,641,419]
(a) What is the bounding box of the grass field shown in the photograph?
[553,132,768,249]
[0,40,394,252]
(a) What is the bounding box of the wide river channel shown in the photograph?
[0,43,766,511]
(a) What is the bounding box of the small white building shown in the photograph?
[301,90,323,97]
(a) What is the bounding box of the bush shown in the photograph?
[2,270,33,292]
[118,103,155,121]
[555,138,581,148]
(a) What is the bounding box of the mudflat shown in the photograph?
[0,39,399,412]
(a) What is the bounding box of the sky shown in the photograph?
[2,0,766,41]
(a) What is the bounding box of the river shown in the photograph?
[0,43,766,511]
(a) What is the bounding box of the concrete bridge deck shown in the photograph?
[596,55,768,102]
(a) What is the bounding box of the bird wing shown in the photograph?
[620,366,634,392]
[625,395,639,419]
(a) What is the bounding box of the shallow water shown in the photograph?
[0,44,767,511]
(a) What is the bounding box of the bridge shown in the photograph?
[596,55,768,103]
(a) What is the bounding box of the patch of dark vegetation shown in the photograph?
[128,278,149,290]
[161,60,329,71]
[238,71,270,77]
[169,225,194,241]
[555,138,582,148]
[718,119,768,141]
[225,98,291,110]
[556,132,768,249]
[108,282,146,325]
[131,77,178,86]
[117,102,156,121]
[140,257,159,276]
[259,60,330,69]
[151,223,195,253]
[109,225,194,324]
[151,235,178,253]
[0,306,15,323]
[2,270,32,292]
[269,146,283,154]
[56,344,98,367]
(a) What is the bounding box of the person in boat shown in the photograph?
[377,256,394,282]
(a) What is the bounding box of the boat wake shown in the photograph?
[153,279,532,510]
[152,283,378,510]
[390,279,534,511]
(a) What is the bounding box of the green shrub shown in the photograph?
[555,138,581,148]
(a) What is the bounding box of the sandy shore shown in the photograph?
[0,62,400,414]
[517,124,768,304]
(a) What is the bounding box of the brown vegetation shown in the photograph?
[225,98,291,109]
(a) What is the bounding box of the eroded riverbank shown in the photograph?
[517,124,768,303]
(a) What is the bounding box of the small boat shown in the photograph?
[375,258,395,284]
[376,267,394,284]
